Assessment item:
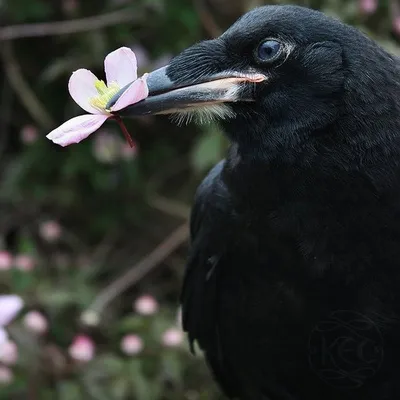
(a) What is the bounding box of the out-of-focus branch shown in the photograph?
[193,0,222,37]
[148,195,191,220]
[0,9,138,41]
[82,223,189,323]
[0,42,54,129]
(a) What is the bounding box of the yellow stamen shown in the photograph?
[90,80,121,112]
[94,80,108,95]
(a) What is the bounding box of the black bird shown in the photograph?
[111,5,400,399]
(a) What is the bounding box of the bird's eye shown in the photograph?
[256,40,282,63]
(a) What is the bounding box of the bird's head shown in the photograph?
[111,5,400,160]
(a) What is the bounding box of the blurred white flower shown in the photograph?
[20,124,38,145]
[0,295,24,345]
[161,327,184,348]
[120,334,143,355]
[0,251,12,271]
[134,295,159,316]
[68,335,95,362]
[0,366,13,385]
[23,311,48,335]
[14,254,35,271]
[0,340,18,365]
[39,220,62,242]
[80,310,100,327]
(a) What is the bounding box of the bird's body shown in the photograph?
[179,8,400,399]
[115,4,400,399]
[183,144,400,399]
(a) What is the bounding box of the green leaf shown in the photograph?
[162,351,182,384]
[128,360,154,400]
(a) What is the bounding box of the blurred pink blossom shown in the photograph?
[134,295,159,316]
[0,251,12,271]
[62,0,78,15]
[359,0,378,14]
[14,254,35,271]
[20,124,38,145]
[394,16,400,35]
[120,141,138,161]
[0,366,13,385]
[68,335,95,362]
[0,295,24,344]
[23,311,48,335]
[39,220,62,242]
[47,47,148,147]
[0,340,18,365]
[93,130,122,164]
[161,327,184,348]
[120,334,143,355]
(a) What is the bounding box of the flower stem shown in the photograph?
[114,116,134,148]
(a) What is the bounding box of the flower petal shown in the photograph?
[104,47,138,87]
[0,295,23,327]
[110,76,149,112]
[0,328,8,345]
[68,69,101,114]
[47,114,109,147]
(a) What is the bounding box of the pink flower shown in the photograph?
[0,251,12,271]
[68,335,95,362]
[359,0,378,14]
[14,254,35,271]
[0,366,13,385]
[0,295,24,344]
[120,334,143,355]
[92,130,123,164]
[47,47,149,147]
[134,295,159,316]
[394,16,400,35]
[120,142,138,161]
[23,311,48,335]
[20,124,38,144]
[39,220,62,242]
[161,328,184,348]
[0,340,18,365]
[62,0,78,15]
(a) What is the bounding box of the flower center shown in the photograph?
[90,80,121,112]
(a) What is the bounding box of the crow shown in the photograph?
[111,5,400,399]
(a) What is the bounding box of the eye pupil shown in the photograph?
[257,40,281,62]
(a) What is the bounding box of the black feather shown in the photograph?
[178,5,400,399]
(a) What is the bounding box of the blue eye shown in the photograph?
[257,40,282,62]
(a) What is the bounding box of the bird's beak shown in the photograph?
[108,66,267,117]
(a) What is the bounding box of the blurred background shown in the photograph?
[0,0,399,398]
